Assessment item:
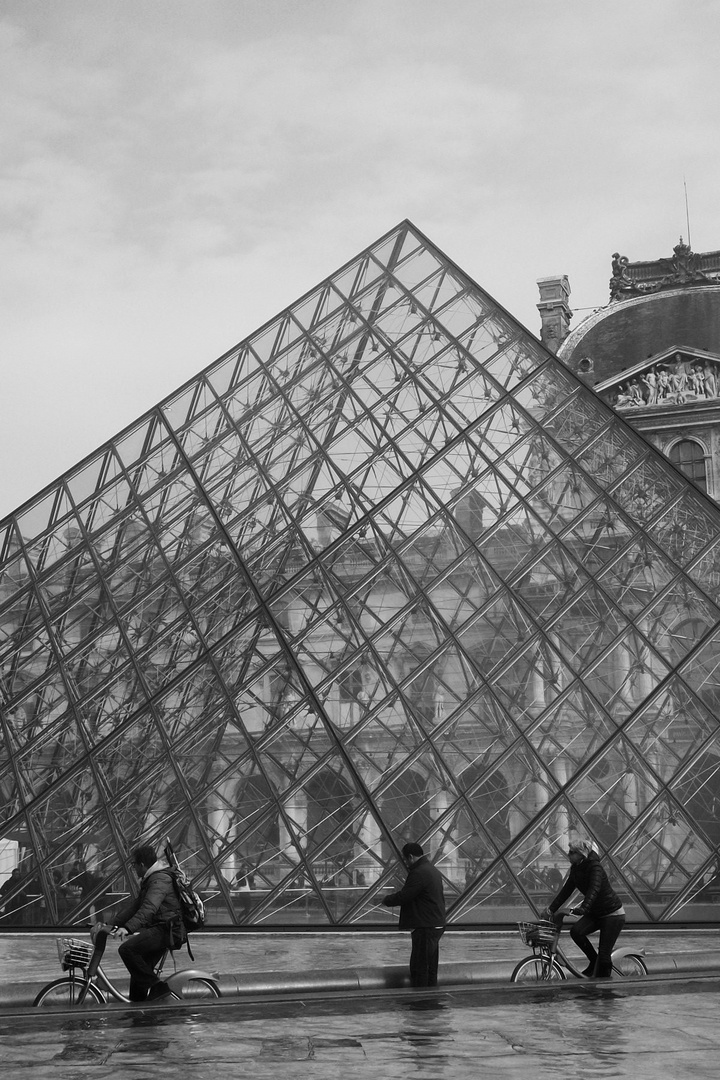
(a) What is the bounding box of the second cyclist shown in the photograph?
[544,839,625,978]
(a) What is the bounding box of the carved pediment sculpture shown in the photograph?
[600,351,720,409]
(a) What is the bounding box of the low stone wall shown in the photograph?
[3,953,720,1010]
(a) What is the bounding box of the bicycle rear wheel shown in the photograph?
[34,976,105,1006]
[172,977,220,1000]
[511,956,566,983]
[612,953,648,977]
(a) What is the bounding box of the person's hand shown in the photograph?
[540,907,552,920]
[111,926,129,941]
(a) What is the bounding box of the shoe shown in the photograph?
[581,964,596,978]
[147,981,173,1000]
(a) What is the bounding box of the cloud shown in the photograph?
[1,0,720,516]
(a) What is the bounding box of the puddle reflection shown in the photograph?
[560,985,629,1072]
[399,995,455,1074]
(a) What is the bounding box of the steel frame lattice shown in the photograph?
[2,220,720,928]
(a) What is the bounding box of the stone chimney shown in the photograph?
[537,275,572,350]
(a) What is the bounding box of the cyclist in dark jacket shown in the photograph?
[382,841,446,987]
[545,840,625,978]
[112,844,184,1001]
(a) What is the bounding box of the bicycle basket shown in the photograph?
[517,920,557,946]
[57,937,94,970]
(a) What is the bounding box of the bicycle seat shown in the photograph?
[86,928,109,980]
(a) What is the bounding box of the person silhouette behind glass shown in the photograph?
[0,868,27,924]
[545,864,563,891]
[234,862,255,918]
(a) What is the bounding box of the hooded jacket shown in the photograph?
[114,859,183,937]
[382,855,446,929]
[548,851,622,918]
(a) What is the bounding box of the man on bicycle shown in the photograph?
[111,844,185,1002]
[544,839,625,978]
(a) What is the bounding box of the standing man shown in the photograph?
[382,842,446,987]
[111,844,185,1002]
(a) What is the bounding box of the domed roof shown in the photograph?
[559,285,720,384]
[558,240,720,384]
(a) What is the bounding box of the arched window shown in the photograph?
[306,769,355,857]
[669,439,708,492]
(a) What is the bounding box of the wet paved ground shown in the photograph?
[2,931,720,1078]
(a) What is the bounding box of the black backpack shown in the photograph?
[163,840,205,956]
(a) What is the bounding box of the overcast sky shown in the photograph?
[2,0,720,520]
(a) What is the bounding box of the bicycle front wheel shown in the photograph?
[34,976,105,1007]
[511,956,566,983]
[612,953,648,977]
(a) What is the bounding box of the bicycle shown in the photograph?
[33,926,221,1006]
[511,912,648,983]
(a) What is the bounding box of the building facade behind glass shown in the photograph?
[2,221,720,929]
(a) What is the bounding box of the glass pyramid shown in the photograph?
[2,220,720,929]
